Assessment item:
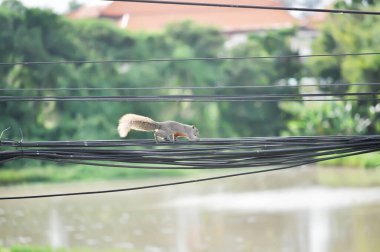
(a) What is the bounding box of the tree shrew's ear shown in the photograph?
[192,125,195,129]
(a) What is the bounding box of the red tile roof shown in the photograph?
[69,0,299,32]
[303,12,329,30]
[66,5,105,19]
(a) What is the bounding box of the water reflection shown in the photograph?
[0,167,380,251]
[49,208,68,248]
[309,208,329,252]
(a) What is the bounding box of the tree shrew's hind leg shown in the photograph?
[154,129,172,143]
[154,131,159,143]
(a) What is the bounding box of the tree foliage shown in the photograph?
[307,2,380,134]
[0,0,377,147]
[0,2,304,142]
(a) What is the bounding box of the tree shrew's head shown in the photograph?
[190,125,200,141]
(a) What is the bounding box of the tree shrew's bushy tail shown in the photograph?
[118,114,159,138]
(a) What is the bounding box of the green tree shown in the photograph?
[217,30,301,137]
[281,101,369,135]
[0,2,84,140]
[308,3,380,134]
[0,1,302,144]
[68,0,81,12]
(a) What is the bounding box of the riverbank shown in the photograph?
[0,153,378,186]
[0,246,116,252]
[0,164,189,185]
[318,152,379,169]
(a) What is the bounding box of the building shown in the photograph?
[67,0,327,51]
[68,0,301,45]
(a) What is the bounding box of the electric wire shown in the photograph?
[109,0,380,15]
[1,135,379,200]
[0,163,316,200]
[1,92,378,102]
[1,83,380,92]
[1,52,380,66]
[1,136,379,169]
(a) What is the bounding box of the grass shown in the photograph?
[316,152,380,187]
[0,246,135,252]
[318,152,379,169]
[0,247,85,252]
[0,164,191,185]
[0,153,378,186]
[316,167,380,187]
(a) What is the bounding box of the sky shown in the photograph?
[18,0,107,14]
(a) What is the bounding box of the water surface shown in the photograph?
[1,166,380,251]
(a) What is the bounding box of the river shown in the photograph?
[1,166,380,251]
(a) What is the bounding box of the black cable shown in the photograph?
[0,92,378,102]
[1,83,379,92]
[2,136,361,148]
[1,136,379,199]
[0,98,376,102]
[0,147,377,200]
[109,0,380,15]
[0,165,307,200]
[1,52,380,66]
[1,136,379,169]
[14,143,379,170]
